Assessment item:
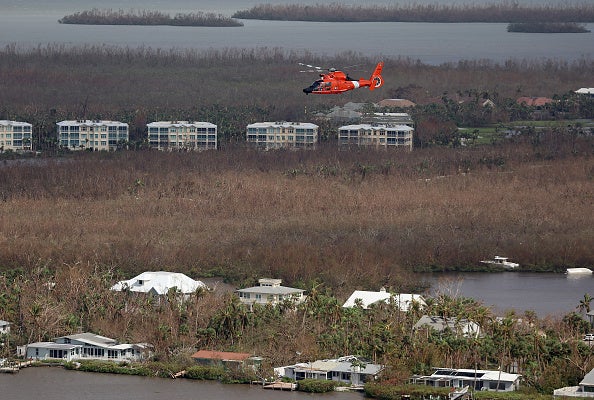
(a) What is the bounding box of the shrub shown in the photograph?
[297,378,339,393]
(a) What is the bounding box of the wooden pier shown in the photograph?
[262,381,297,391]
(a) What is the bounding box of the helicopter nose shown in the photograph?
[303,88,311,94]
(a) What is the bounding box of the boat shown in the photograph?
[480,256,519,270]
[449,385,470,400]
[566,268,593,275]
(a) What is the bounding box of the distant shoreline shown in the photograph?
[507,22,591,33]
[59,8,243,27]
[232,3,594,23]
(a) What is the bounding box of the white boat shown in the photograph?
[566,268,593,275]
[480,256,519,270]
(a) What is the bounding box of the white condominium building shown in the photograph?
[57,120,129,151]
[246,121,318,150]
[338,123,413,150]
[0,120,33,151]
[147,121,217,151]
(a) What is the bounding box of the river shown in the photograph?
[0,0,592,64]
[0,366,363,400]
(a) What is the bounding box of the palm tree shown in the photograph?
[577,293,593,314]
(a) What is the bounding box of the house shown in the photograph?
[516,97,554,108]
[236,278,305,309]
[0,320,11,334]
[56,120,129,151]
[316,102,366,122]
[342,287,426,311]
[377,98,416,108]
[147,121,217,151]
[411,368,521,392]
[575,88,594,97]
[191,350,262,370]
[413,315,481,338]
[275,355,383,386]
[0,120,33,152]
[25,332,149,362]
[554,367,594,397]
[338,123,413,150]
[246,121,318,150]
[110,271,207,298]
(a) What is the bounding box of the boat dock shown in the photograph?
[262,381,297,391]
[0,360,34,373]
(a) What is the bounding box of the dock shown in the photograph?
[0,360,34,373]
[262,381,297,391]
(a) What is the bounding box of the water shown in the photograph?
[0,0,592,64]
[0,366,363,400]
[426,272,594,317]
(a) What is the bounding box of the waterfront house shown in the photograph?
[25,332,149,362]
[411,368,521,392]
[413,315,481,338]
[191,350,262,371]
[236,278,305,310]
[342,287,426,311]
[111,271,207,300]
[275,355,383,386]
[0,320,11,334]
[553,367,594,397]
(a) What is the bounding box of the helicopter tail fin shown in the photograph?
[369,61,384,91]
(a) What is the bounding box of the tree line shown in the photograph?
[232,3,594,23]
[59,8,243,27]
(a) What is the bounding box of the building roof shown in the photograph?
[237,285,304,295]
[57,120,128,127]
[26,342,82,350]
[0,320,11,326]
[0,120,32,127]
[414,315,479,332]
[580,367,594,386]
[246,122,318,129]
[516,97,554,107]
[191,350,253,362]
[111,271,206,295]
[342,289,425,311]
[339,124,413,131]
[284,356,383,376]
[575,88,594,94]
[60,332,118,347]
[377,98,416,108]
[147,121,216,128]
[430,368,521,383]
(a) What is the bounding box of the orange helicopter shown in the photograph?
[301,61,384,95]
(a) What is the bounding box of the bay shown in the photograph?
[0,0,592,64]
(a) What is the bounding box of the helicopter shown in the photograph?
[301,61,384,95]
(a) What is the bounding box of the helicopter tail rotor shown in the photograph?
[368,61,384,91]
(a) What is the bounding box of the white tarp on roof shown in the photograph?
[111,271,206,295]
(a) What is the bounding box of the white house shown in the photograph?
[413,315,481,338]
[342,287,426,311]
[236,278,305,309]
[411,368,521,392]
[275,355,383,386]
[110,271,207,297]
[554,367,594,397]
[25,332,149,362]
[0,320,11,334]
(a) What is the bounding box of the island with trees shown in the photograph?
[59,8,243,27]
